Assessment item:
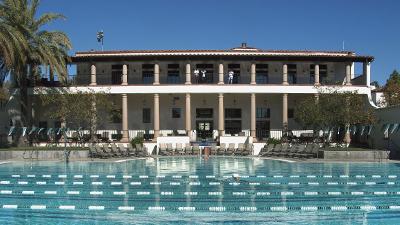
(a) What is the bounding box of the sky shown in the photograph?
[38,0,400,85]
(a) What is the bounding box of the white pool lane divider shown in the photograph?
[0,161,12,165]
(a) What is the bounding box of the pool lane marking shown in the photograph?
[18,181,28,185]
[31,205,46,210]
[67,191,79,195]
[42,175,51,178]
[106,175,115,179]
[0,161,12,165]
[114,192,126,195]
[27,175,35,178]
[36,181,46,185]
[44,191,57,195]
[0,190,12,194]
[331,206,347,211]
[118,206,134,211]
[74,175,83,179]
[270,206,288,211]
[184,192,197,196]
[59,205,75,210]
[123,175,132,179]
[300,206,318,211]
[22,191,34,195]
[111,182,122,186]
[89,206,104,210]
[92,182,102,185]
[0,181,10,185]
[360,205,376,211]
[2,205,17,209]
[90,191,103,195]
[90,175,99,178]
[148,206,165,211]
[209,207,225,212]
[11,175,20,178]
[55,181,65,185]
[178,207,195,211]
[170,182,180,186]
[58,175,67,178]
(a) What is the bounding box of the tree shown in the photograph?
[370,81,380,88]
[0,0,72,145]
[295,89,376,146]
[383,70,400,106]
[39,88,118,142]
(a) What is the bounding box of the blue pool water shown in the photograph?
[0,157,400,224]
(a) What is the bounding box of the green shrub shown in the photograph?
[267,138,281,145]
[130,136,144,147]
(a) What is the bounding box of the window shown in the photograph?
[111,65,123,84]
[256,108,270,119]
[288,108,294,119]
[172,108,181,118]
[143,108,151,123]
[196,108,213,118]
[225,108,242,135]
[225,108,241,118]
[256,64,268,84]
[288,64,297,84]
[310,64,328,84]
[142,64,154,84]
[167,64,180,84]
[228,64,240,84]
[195,64,214,84]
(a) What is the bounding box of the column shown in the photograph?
[314,64,320,85]
[90,64,96,86]
[218,93,224,136]
[282,93,288,132]
[185,93,191,135]
[153,63,160,85]
[153,94,160,139]
[345,63,352,85]
[363,61,371,86]
[122,64,128,85]
[121,94,129,142]
[185,63,191,85]
[282,64,288,85]
[250,63,256,85]
[218,63,224,84]
[250,93,256,139]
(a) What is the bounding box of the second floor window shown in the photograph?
[142,64,154,84]
[288,64,297,84]
[256,64,268,84]
[111,65,123,84]
[228,64,240,84]
[310,64,328,84]
[167,64,180,84]
[195,64,214,84]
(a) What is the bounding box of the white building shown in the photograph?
[3,44,376,145]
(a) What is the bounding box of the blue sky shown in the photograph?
[39,0,399,85]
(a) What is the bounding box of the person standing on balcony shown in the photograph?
[201,69,207,83]
[228,70,234,84]
[194,69,199,84]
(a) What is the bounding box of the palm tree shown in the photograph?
[0,0,72,144]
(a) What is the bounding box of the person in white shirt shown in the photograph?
[228,70,234,84]
[194,69,199,83]
[201,69,207,82]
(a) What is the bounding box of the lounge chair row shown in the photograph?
[158,143,252,156]
[258,143,320,158]
[89,143,148,158]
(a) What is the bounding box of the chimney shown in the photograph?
[241,42,247,48]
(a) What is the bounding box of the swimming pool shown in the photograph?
[0,157,400,224]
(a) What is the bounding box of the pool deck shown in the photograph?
[1,155,398,164]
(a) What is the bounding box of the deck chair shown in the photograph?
[277,143,290,157]
[289,144,306,158]
[176,143,185,155]
[210,143,218,155]
[110,143,123,157]
[236,143,245,155]
[117,144,129,156]
[259,144,274,157]
[242,143,252,156]
[159,143,168,156]
[166,143,175,155]
[185,143,192,155]
[95,144,111,158]
[192,144,200,155]
[218,143,226,155]
[102,144,116,157]
[89,145,98,158]
[226,143,235,155]
[269,144,283,157]
[136,144,148,157]
[127,143,137,156]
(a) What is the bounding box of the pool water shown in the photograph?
[0,157,400,224]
